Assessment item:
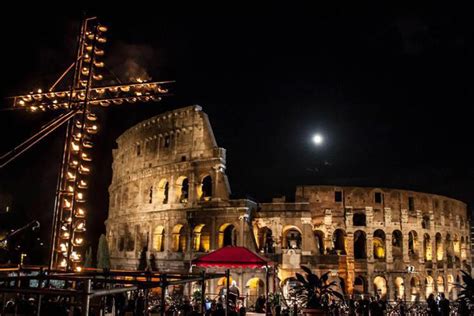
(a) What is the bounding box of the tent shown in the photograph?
[192,246,270,269]
[192,246,272,314]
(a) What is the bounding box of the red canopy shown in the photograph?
[192,246,271,269]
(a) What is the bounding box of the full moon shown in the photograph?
[312,134,323,145]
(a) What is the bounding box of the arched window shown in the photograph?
[199,175,213,201]
[373,230,386,260]
[425,276,434,298]
[176,177,189,203]
[283,227,302,250]
[148,186,153,204]
[157,179,169,204]
[394,277,405,300]
[445,234,453,264]
[436,233,443,261]
[354,230,367,259]
[354,276,366,295]
[257,227,274,253]
[410,277,421,302]
[333,229,346,255]
[392,230,403,259]
[218,224,236,248]
[409,231,418,258]
[172,224,187,252]
[193,224,211,252]
[314,230,325,255]
[424,234,432,261]
[153,225,165,252]
[373,276,387,300]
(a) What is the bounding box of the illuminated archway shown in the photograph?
[392,230,403,259]
[153,225,165,252]
[197,175,213,201]
[175,176,189,203]
[373,276,387,299]
[314,230,325,255]
[409,231,418,258]
[283,226,302,250]
[257,226,274,253]
[246,278,265,308]
[425,276,434,298]
[218,223,236,248]
[394,277,404,300]
[353,276,366,295]
[193,224,210,252]
[373,230,386,260]
[447,274,454,299]
[354,230,367,259]
[410,277,421,302]
[437,275,444,294]
[333,229,346,254]
[157,178,169,204]
[172,224,187,252]
[424,234,432,261]
[435,233,443,261]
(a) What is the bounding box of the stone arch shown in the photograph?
[453,234,460,258]
[157,178,169,204]
[437,275,445,294]
[424,233,432,261]
[175,176,189,203]
[394,276,405,300]
[218,223,237,248]
[373,229,386,260]
[392,230,403,259]
[153,225,165,252]
[193,224,211,252]
[246,277,265,308]
[197,174,213,201]
[257,226,274,253]
[447,274,455,299]
[445,234,454,264]
[332,229,346,255]
[353,275,367,295]
[354,230,367,259]
[436,233,443,261]
[410,277,421,302]
[314,230,325,255]
[282,225,302,250]
[373,276,387,300]
[171,224,187,252]
[425,276,434,298]
[408,231,418,259]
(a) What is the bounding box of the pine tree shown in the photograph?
[84,246,93,268]
[96,234,111,270]
[138,246,148,271]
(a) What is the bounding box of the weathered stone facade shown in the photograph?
[106,105,470,302]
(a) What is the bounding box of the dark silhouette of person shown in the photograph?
[228,281,240,307]
[255,295,266,313]
[426,293,438,316]
[369,296,382,316]
[438,293,449,316]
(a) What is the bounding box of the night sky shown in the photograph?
[0,7,473,262]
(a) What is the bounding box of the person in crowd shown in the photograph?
[426,293,438,316]
[438,293,449,316]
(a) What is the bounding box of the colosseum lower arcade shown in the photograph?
[106,105,471,304]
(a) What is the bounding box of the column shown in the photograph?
[403,232,410,263]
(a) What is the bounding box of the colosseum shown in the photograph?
[105,105,471,304]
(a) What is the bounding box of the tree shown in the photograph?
[96,234,111,270]
[138,246,148,271]
[84,246,93,268]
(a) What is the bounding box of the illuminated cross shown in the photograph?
[6,17,173,271]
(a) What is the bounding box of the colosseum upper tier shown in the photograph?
[106,105,471,302]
